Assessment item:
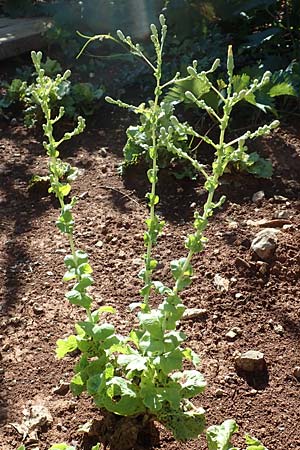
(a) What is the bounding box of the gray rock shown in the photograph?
[214,274,229,292]
[252,190,265,203]
[226,327,242,341]
[235,350,266,372]
[251,228,280,260]
[182,308,208,320]
[274,209,291,220]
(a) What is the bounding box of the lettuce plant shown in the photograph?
[206,419,268,450]
[37,15,280,444]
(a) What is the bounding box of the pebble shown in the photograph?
[293,367,300,379]
[251,228,280,260]
[226,327,242,341]
[33,303,44,315]
[99,147,108,157]
[213,274,229,292]
[256,261,269,275]
[215,388,225,397]
[182,308,208,320]
[273,195,288,203]
[95,240,104,248]
[252,190,265,203]
[273,210,291,219]
[235,350,266,372]
[273,324,284,335]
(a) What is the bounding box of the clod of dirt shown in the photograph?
[52,381,69,396]
[182,308,208,320]
[252,190,265,203]
[235,350,266,373]
[251,228,280,260]
[11,403,53,442]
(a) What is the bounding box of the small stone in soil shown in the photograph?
[273,324,284,335]
[99,147,108,157]
[33,303,44,315]
[256,261,269,275]
[252,190,265,203]
[214,274,229,292]
[235,350,266,372]
[251,228,279,260]
[215,388,225,397]
[182,308,208,320]
[274,209,291,219]
[293,367,300,380]
[95,240,104,247]
[226,327,242,341]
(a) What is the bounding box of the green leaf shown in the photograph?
[91,445,101,450]
[155,349,183,374]
[49,445,76,450]
[269,82,296,97]
[100,377,145,416]
[159,405,205,441]
[171,370,206,398]
[206,419,239,450]
[245,434,268,450]
[56,335,78,359]
[118,354,147,372]
[48,444,76,450]
[182,348,200,366]
[70,372,85,396]
[138,310,164,339]
[92,323,115,341]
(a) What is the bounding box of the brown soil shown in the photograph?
[0,107,300,450]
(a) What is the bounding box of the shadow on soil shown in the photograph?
[81,413,159,450]
[0,126,53,427]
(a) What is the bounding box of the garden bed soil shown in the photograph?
[0,107,300,450]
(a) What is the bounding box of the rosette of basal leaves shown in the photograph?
[206,419,268,450]
[121,100,198,174]
[57,287,206,440]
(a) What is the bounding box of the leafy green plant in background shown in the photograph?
[0,55,104,125]
[28,51,85,190]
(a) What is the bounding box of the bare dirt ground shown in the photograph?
[0,107,299,450]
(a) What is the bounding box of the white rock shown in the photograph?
[214,274,229,292]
